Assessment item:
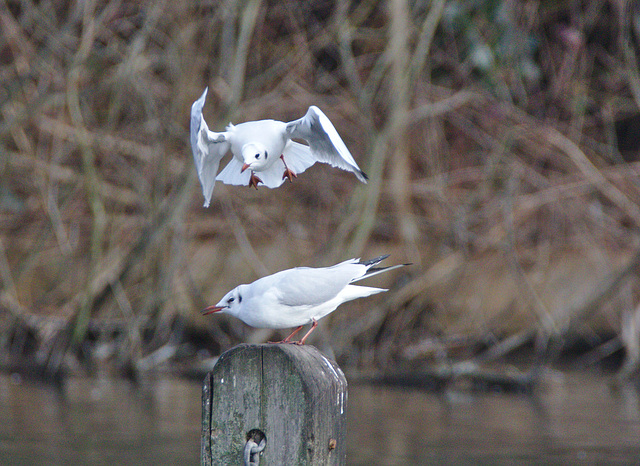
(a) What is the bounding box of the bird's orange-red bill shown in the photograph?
[202,305,224,315]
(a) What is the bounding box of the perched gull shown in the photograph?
[202,255,407,345]
[190,87,368,207]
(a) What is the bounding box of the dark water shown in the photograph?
[1,370,639,465]
[348,371,640,465]
[0,375,200,465]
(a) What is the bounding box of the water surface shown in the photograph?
[348,371,640,464]
[1,370,638,464]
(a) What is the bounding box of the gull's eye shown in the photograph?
[254,153,260,159]
[228,297,235,304]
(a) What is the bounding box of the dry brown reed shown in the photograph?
[2,0,640,381]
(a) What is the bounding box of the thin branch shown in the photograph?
[544,127,640,226]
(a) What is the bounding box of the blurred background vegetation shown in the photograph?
[2,0,640,384]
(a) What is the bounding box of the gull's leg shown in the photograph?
[295,318,318,346]
[282,325,303,343]
[280,154,297,183]
[267,325,303,344]
[248,171,263,190]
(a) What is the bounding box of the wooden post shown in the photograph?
[201,344,347,465]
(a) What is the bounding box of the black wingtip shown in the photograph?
[359,254,390,266]
[351,255,410,283]
[360,170,369,182]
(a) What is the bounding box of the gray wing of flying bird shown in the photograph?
[190,87,230,207]
[285,106,368,183]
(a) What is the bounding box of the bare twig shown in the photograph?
[544,127,640,226]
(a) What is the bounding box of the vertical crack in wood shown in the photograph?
[201,371,213,466]
[259,345,266,456]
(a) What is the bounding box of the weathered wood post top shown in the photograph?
[201,344,348,465]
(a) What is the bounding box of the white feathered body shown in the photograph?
[215,120,316,188]
[216,258,387,329]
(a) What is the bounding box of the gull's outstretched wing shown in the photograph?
[285,106,368,183]
[190,87,230,207]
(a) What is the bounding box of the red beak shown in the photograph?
[202,305,225,316]
[241,163,251,173]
